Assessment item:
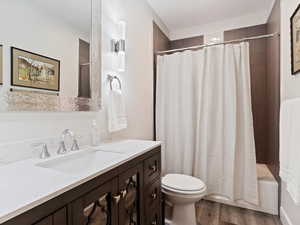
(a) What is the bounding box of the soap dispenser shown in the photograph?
[91,119,101,146]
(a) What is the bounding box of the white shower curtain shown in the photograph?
[156,42,259,205]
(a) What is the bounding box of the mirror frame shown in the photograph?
[0,0,102,112]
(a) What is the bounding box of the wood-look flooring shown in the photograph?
[196,200,282,225]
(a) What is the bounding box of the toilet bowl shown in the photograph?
[162,174,207,225]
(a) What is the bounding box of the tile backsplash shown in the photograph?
[0,112,109,164]
[0,130,94,164]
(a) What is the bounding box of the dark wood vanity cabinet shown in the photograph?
[4,147,161,225]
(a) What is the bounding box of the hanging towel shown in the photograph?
[280,98,300,205]
[107,88,127,133]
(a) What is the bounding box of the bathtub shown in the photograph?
[205,164,278,215]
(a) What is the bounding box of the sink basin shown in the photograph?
[0,162,8,168]
[36,149,124,175]
[97,140,158,154]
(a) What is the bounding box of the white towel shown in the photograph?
[107,88,127,133]
[280,98,300,205]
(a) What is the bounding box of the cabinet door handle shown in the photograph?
[151,221,157,225]
[149,164,157,172]
[121,189,127,198]
[113,194,121,204]
[151,192,157,200]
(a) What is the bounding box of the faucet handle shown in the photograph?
[57,141,68,155]
[62,129,74,139]
[32,143,51,159]
[71,139,80,151]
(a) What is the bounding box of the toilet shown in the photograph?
[162,174,207,225]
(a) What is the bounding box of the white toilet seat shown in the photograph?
[162,183,206,195]
[162,174,206,194]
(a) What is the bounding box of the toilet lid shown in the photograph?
[162,174,206,192]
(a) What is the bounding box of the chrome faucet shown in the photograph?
[32,143,51,159]
[57,129,80,155]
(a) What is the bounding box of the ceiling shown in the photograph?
[31,0,91,35]
[148,0,274,36]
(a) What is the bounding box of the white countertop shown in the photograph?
[0,139,161,224]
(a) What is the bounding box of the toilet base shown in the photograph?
[169,203,197,225]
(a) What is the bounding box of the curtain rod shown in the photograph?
[156,33,279,55]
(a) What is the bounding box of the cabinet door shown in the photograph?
[33,208,67,225]
[34,216,52,225]
[53,207,67,225]
[71,178,119,225]
[118,164,144,225]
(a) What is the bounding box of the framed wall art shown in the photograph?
[291,4,300,75]
[11,47,60,91]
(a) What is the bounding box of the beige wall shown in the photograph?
[101,0,168,140]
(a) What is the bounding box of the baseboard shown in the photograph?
[280,207,293,225]
[205,195,278,215]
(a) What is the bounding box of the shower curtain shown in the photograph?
[156,42,259,205]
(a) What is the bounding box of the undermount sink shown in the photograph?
[0,162,8,168]
[36,149,124,175]
[96,140,157,154]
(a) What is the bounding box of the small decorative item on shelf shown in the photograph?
[111,21,126,72]
[0,45,2,85]
[91,119,101,146]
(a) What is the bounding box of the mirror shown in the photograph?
[0,0,102,111]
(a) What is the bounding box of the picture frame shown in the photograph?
[0,45,3,85]
[11,47,60,91]
[291,4,300,75]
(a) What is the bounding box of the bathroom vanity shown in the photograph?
[0,140,162,225]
